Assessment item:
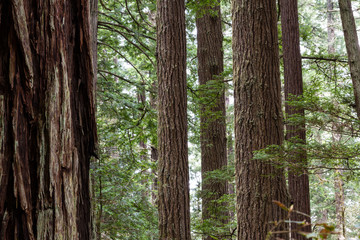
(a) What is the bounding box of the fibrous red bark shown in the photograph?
[0,1,98,239]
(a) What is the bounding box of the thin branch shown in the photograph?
[98,41,146,82]
[124,0,150,33]
[98,25,155,66]
[136,0,154,29]
[302,55,348,63]
[98,69,140,87]
[98,22,152,53]
[98,12,155,38]
[99,0,112,11]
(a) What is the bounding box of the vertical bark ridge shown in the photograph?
[280,0,311,238]
[233,0,289,238]
[156,0,190,239]
[196,3,228,239]
[0,1,97,239]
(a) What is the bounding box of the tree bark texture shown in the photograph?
[156,0,191,238]
[196,4,228,239]
[232,0,289,239]
[339,0,360,119]
[0,1,98,239]
[280,0,311,238]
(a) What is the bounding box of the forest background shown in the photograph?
[1,0,360,239]
[94,0,360,239]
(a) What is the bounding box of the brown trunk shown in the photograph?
[339,0,360,119]
[156,0,191,238]
[0,1,97,239]
[328,2,346,238]
[196,4,228,239]
[232,0,289,238]
[280,0,311,238]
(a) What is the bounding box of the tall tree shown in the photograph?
[156,0,191,238]
[232,0,289,238]
[0,0,98,239]
[280,0,311,238]
[339,0,360,119]
[196,3,228,239]
[327,2,346,238]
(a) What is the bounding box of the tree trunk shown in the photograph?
[327,0,336,54]
[196,4,228,239]
[339,0,360,119]
[329,2,346,238]
[232,0,289,238]
[0,0,98,239]
[156,0,191,238]
[280,0,311,238]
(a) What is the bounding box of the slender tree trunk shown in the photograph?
[196,4,228,239]
[339,0,360,119]
[150,81,158,205]
[328,2,346,238]
[280,0,311,238]
[327,0,336,54]
[334,171,346,239]
[232,0,289,238]
[0,1,98,239]
[156,0,191,238]
[151,146,158,205]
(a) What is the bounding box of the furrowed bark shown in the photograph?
[280,0,311,238]
[156,0,191,238]
[232,0,289,238]
[196,3,228,239]
[0,1,98,239]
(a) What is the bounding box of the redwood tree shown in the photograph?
[280,0,311,238]
[156,0,191,238]
[0,0,98,239]
[232,0,289,238]
[196,3,228,239]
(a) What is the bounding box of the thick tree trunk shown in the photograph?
[339,0,360,119]
[232,0,289,238]
[280,0,311,238]
[0,1,98,239]
[196,4,228,239]
[156,0,191,238]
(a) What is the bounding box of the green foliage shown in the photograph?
[94,0,360,238]
[94,0,158,238]
[191,167,237,240]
